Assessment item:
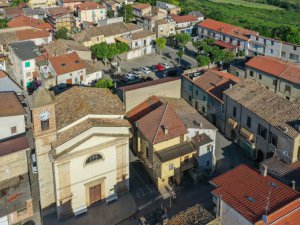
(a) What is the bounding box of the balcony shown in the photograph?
[181,161,194,171]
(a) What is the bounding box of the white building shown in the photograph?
[77,2,106,25]
[29,86,131,219]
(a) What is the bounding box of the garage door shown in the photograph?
[89,184,101,206]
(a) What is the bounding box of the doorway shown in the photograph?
[89,184,102,206]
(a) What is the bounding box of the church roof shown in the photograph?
[30,86,55,108]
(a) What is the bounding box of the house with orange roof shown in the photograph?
[76,2,106,25]
[198,19,258,55]
[182,68,241,131]
[211,164,300,225]
[46,7,75,31]
[168,14,199,35]
[245,55,300,101]
[8,15,53,30]
[132,3,151,17]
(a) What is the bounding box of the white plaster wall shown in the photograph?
[0,115,25,140]
[220,201,253,225]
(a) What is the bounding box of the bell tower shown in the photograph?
[30,86,57,214]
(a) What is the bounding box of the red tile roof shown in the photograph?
[135,102,188,144]
[246,55,300,85]
[0,92,26,117]
[48,7,70,17]
[211,164,300,224]
[132,3,151,10]
[118,77,180,92]
[215,40,236,49]
[77,2,105,10]
[170,14,198,23]
[16,29,50,40]
[49,52,85,76]
[8,15,53,30]
[0,134,29,157]
[198,19,258,41]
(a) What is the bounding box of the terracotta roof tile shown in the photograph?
[48,7,70,17]
[211,164,300,224]
[198,19,257,41]
[0,92,26,117]
[215,40,236,49]
[132,3,151,10]
[16,29,50,40]
[170,14,198,23]
[8,15,52,30]
[49,52,85,76]
[77,2,105,10]
[0,135,29,157]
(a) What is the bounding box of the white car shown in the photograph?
[125,72,135,80]
[162,62,170,69]
[142,67,151,74]
[31,153,38,174]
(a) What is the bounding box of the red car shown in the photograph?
[156,64,165,71]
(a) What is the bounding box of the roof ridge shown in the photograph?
[152,103,168,144]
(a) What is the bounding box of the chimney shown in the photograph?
[291,180,296,190]
[162,125,168,135]
[229,84,233,89]
[260,164,268,177]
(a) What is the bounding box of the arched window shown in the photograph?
[85,154,103,165]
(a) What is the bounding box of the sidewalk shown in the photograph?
[43,193,137,225]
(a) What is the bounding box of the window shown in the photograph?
[207,145,211,152]
[188,96,192,102]
[144,40,146,45]
[202,106,206,113]
[135,42,138,47]
[184,156,189,163]
[258,124,267,139]
[146,146,149,159]
[271,41,274,45]
[235,71,239,77]
[286,96,290,100]
[270,49,273,54]
[196,90,198,96]
[202,95,206,101]
[233,106,237,118]
[256,36,259,41]
[247,116,252,128]
[269,132,278,147]
[11,126,17,134]
[85,154,103,165]
[258,74,262,80]
[169,163,174,170]
[282,51,286,58]
[189,85,192,91]
[285,85,291,95]
[249,71,254,77]
[25,61,30,68]
[273,80,277,86]
[293,46,297,51]
[41,119,49,131]
[289,53,299,61]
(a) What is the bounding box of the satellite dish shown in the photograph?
[262,214,268,224]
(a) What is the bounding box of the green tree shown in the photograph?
[175,33,191,49]
[95,79,114,89]
[119,3,133,23]
[54,27,69,40]
[107,9,114,18]
[0,19,8,29]
[221,50,235,64]
[176,50,184,66]
[196,55,211,67]
[155,37,167,55]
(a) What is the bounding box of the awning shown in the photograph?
[115,36,130,44]
[227,117,238,128]
[240,127,254,141]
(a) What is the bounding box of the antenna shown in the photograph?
[263,186,273,224]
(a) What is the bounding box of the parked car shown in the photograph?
[125,72,135,80]
[31,153,37,174]
[149,65,157,71]
[132,68,142,74]
[162,62,170,69]
[132,71,140,76]
[142,67,151,74]
[156,64,165,71]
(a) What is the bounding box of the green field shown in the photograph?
[210,0,282,10]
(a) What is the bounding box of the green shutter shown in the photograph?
[25,61,31,68]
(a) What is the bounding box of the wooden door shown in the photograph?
[89,184,101,205]
[66,79,72,85]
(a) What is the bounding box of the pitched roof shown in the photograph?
[0,134,29,157]
[8,15,52,30]
[83,59,106,75]
[77,2,105,10]
[169,14,198,23]
[211,164,300,224]
[118,77,180,92]
[49,52,85,76]
[30,86,55,108]
[223,79,300,139]
[136,103,188,144]
[132,3,151,10]
[246,56,300,85]
[43,39,89,57]
[48,7,70,17]
[0,71,23,93]
[16,29,50,40]
[9,41,39,60]
[0,92,26,117]
[198,19,257,41]
[55,86,126,129]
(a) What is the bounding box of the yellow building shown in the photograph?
[127,96,197,196]
[47,7,75,31]
[28,0,56,9]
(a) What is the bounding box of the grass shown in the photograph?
[210,0,282,10]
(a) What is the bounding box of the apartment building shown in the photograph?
[8,41,40,91]
[249,34,300,63]
[76,2,106,24]
[211,164,300,225]
[29,86,131,219]
[47,7,75,31]
[223,79,300,163]
[245,56,300,101]
[168,14,198,35]
[0,92,32,225]
[156,1,181,15]
[115,29,155,59]
[198,19,258,55]
[132,3,151,17]
[182,68,241,131]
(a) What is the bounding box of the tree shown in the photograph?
[95,79,114,89]
[119,3,133,23]
[196,55,211,67]
[107,10,114,18]
[54,27,69,40]
[0,19,8,29]
[175,33,191,49]
[155,37,167,55]
[221,50,235,64]
[176,50,184,66]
